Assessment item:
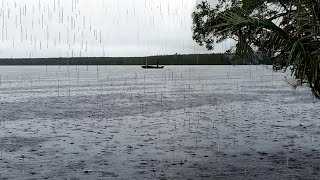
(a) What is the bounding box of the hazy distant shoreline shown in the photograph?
[0,54,271,66]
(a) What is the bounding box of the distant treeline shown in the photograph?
[0,54,272,65]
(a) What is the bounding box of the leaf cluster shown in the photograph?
[192,0,320,97]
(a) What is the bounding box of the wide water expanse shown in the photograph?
[0,65,319,179]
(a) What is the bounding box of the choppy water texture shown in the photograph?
[0,65,319,180]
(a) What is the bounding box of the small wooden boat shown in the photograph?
[141,65,164,69]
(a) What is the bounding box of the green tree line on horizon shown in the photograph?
[0,53,271,66]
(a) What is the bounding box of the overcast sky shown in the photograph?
[0,0,233,58]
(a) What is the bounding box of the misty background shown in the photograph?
[0,0,234,58]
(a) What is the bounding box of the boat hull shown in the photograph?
[141,65,164,69]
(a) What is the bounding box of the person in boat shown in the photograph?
[156,59,160,67]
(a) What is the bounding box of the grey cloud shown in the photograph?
[0,0,230,58]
